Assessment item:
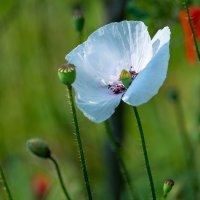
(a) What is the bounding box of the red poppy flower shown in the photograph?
[32,174,49,200]
[179,6,200,63]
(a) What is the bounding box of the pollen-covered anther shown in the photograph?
[130,70,138,80]
[108,83,127,94]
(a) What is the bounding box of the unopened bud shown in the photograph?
[27,138,51,159]
[163,179,174,197]
[58,64,76,86]
[120,69,132,88]
[73,7,85,33]
[167,88,179,102]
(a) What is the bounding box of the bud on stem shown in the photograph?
[73,6,85,33]
[58,64,76,86]
[163,179,174,198]
[27,138,51,159]
[167,87,179,102]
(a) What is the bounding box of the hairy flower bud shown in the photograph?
[27,138,51,159]
[58,64,76,86]
[163,179,174,197]
[73,7,85,33]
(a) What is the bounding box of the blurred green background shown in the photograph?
[0,0,200,199]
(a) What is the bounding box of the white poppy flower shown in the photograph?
[66,21,170,123]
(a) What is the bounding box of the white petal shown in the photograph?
[69,49,123,123]
[66,21,152,82]
[74,84,122,123]
[122,31,170,106]
[151,27,170,55]
[65,21,154,122]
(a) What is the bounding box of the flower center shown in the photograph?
[108,83,127,94]
[107,67,138,95]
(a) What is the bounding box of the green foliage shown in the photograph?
[0,0,200,199]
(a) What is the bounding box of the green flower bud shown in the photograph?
[167,88,179,102]
[125,0,148,19]
[163,179,174,197]
[58,64,76,86]
[73,8,85,33]
[27,138,51,159]
[120,69,132,88]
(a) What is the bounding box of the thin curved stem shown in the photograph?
[49,157,71,200]
[133,107,156,200]
[0,165,13,200]
[67,86,93,200]
[105,121,137,200]
[184,0,200,61]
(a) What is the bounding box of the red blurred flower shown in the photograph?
[32,174,49,200]
[179,6,200,63]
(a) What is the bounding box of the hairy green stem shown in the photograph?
[184,0,200,61]
[67,86,93,200]
[133,107,156,200]
[105,120,137,200]
[49,157,71,200]
[0,165,13,200]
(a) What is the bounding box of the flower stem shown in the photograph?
[184,0,200,61]
[163,195,167,199]
[49,156,71,200]
[105,120,137,200]
[133,106,156,200]
[67,85,93,200]
[78,31,83,44]
[0,165,13,200]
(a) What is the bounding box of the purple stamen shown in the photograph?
[108,67,138,95]
[130,67,138,80]
[108,83,126,94]
[130,70,138,80]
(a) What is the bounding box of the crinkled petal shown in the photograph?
[151,27,170,55]
[74,84,122,123]
[65,21,154,122]
[69,52,123,123]
[70,54,122,123]
[122,29,170,106]
[66,21,152,82]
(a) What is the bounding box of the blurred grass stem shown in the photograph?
[184,0,200,61]
[49,157,71,200]
[133,107,156,200]
[172,96,199,199]
[67,85,93,200]
[0,165,13,200]
[105,120,137,200]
